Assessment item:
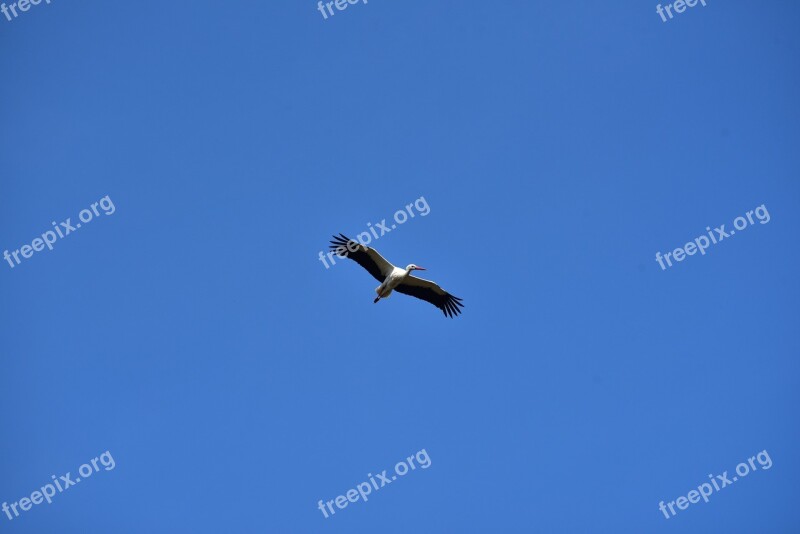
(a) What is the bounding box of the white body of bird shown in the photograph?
[375,265,423,298]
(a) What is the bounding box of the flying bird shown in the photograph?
[329,234,464,318]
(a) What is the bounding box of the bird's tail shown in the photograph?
[373,296,380,304]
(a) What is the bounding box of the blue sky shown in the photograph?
[1,0,799,532]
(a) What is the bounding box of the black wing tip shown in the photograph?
[441,294,464,318]
[329,233,355,254]
[329,234,361,249]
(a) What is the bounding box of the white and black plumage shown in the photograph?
[329,234,464,318]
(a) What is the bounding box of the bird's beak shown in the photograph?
[415,266,426,271]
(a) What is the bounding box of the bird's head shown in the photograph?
[405,264,426,271]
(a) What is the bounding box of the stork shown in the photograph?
[329,234,464,318]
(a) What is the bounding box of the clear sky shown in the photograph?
[1,1,799,532]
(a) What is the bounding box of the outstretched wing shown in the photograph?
[329,234,395,282]
[395,275,464,318]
